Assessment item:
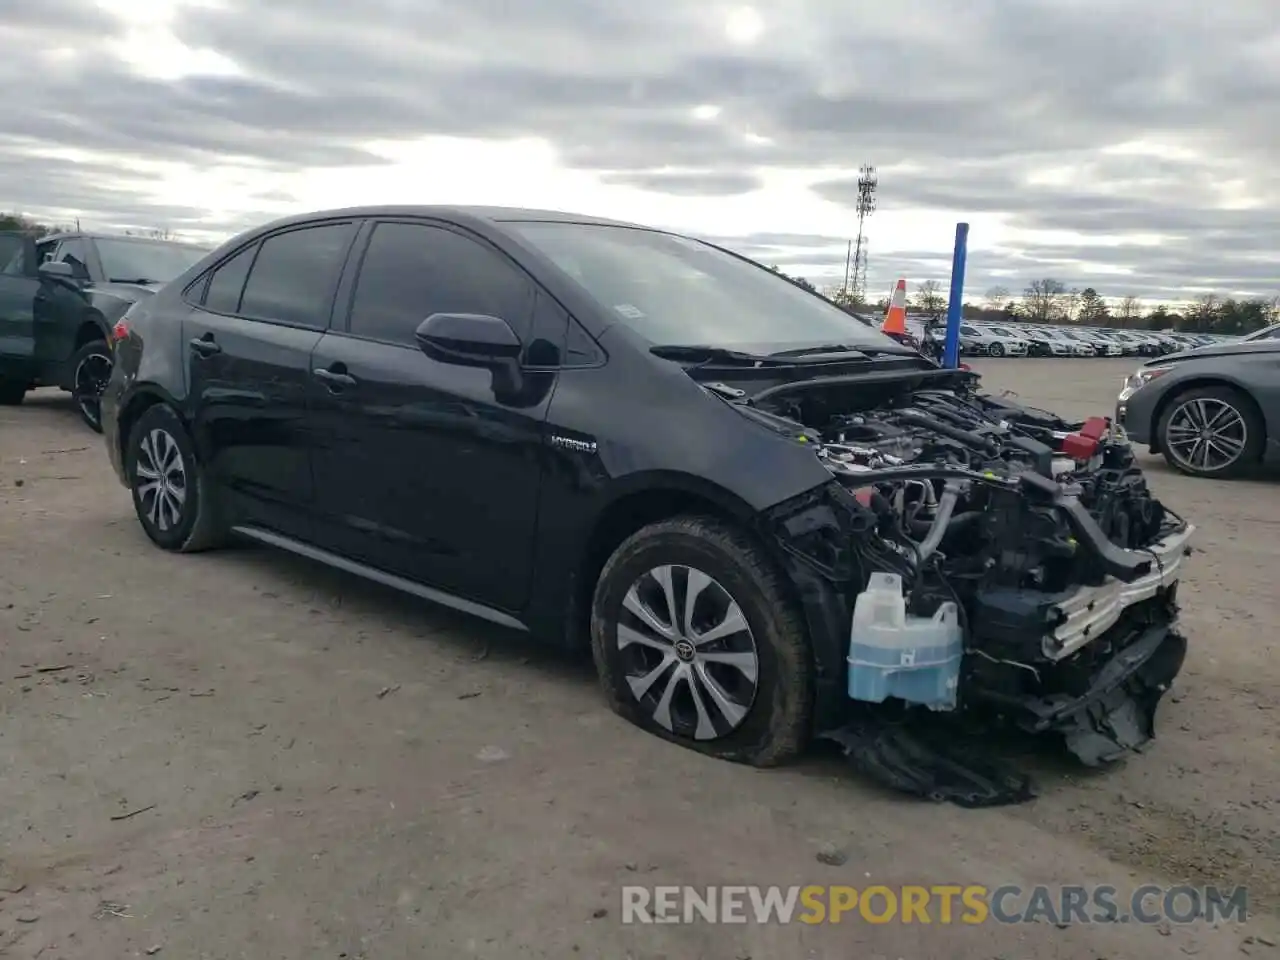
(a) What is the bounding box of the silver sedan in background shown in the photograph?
[1117,335,1280,477]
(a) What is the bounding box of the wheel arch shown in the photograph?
[116,384,185,467]
[1149,375,1267,458]
[75,310,111,349]
[566,472,777,650]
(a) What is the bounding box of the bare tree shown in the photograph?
[1022,278,1067,323]
[124,227,177,241]
[983,286,1010,311]
[1185,293,1221,331]
[826,286,862,309]
[914,279,946,317]
[1056,287,1081,323]
[1115,295,1143,327]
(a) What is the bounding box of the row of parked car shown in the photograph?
[912,318,1243,358]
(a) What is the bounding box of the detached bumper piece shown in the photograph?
[820,621,1186,808]
[819,710,1037,809]
[1013,622,1187,767]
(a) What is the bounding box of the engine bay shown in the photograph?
[741,377,1194,804]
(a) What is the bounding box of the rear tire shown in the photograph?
[0,378,25,406]
[590,516,813,767]
[69,339,112,433]
[125,404,228,552]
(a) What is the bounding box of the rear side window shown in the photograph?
[202,244,256,314]
[239,222,356,328]
[347,221,534,346]
[960,325,977,336]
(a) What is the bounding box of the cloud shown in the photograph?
[0,0,1275,301]
[600,171,764,196]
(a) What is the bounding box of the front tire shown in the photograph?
[589,516,813,767]
[69,339,112,432]
[1157,385,1263,479]
[988,342,1005,357]
[125,404,227,552]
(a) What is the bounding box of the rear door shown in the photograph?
[0,233,39,377]
[183,219,360,539]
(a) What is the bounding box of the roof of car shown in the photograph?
[251,205,649,232]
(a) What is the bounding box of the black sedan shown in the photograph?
[100,206,1192,791]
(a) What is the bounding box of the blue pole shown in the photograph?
[942,222,969,368]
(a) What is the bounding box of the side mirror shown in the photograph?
[414,313,522,367]
[39,260,74,280]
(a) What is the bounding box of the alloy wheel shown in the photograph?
[74,351,112,428]
[135,428,189,532]
[615,564,759,740]
[1164,397,1248,473]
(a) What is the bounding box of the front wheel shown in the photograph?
[125,404,228,552]
[590,516,813,767]
[70,339,112,432]
[1157,385,1263,479]
[988,342,1005,357]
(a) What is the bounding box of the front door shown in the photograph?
[308,219,563,613]
[34,238,95,372]
[183,221,359,539]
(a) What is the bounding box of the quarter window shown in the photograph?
[202,244,257,314]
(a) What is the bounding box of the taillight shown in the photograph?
[112,320,129,342]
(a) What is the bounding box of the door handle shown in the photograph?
[189,335,221,357]
[313,367,357,388]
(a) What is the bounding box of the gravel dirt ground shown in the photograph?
[2,358,1277,959]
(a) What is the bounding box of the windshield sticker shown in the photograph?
[614,304,646,320]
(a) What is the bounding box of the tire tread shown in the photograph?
[590,515,813,767]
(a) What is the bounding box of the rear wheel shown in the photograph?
[70,339,112,432]
[126,404,228,552]
[590,516,813,767]
[1157,385,1263,479]
[0,378,25,406]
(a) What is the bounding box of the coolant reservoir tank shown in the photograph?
[848,572,963,711]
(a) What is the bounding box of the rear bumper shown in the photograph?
[101,379,128,488]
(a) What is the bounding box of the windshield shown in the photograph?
[95,237,210,284]
[1244,323,1280,341]
[505,221,903,353]
[987,326,1017,337]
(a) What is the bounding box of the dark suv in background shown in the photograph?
[0,230,210,429]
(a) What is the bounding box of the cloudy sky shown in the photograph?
[2,0,1276,303]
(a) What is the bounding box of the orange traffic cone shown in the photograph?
[882,279,908,335]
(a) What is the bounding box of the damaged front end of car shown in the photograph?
[750,378,1193,806]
